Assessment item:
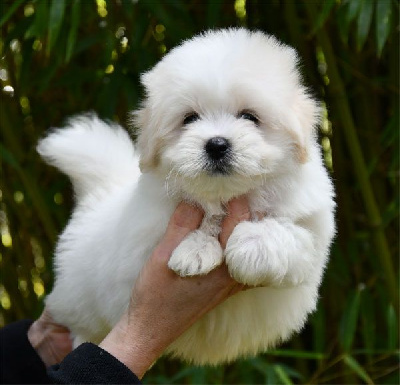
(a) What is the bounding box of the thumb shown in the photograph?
[154,202,204,260]
[219,196,250,249]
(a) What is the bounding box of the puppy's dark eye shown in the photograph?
[238,111,260,125]
[183,113,200,126]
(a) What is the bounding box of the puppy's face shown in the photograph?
[133,29,318,203]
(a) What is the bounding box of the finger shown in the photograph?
[219,196,250,249]
[41,308,70,332]
[155,202,204,259]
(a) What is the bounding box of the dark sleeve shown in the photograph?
[48,343,142,384]
[0,319,51,384]
[1,320,142,384]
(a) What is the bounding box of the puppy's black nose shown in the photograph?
[205,137,231,160]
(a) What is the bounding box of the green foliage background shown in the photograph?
[0,0,398,383]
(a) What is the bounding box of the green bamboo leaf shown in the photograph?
[251,358,302,382]
[37,60,61,93]
[0,0,25,28]
[250,357,270,374]
[352,348,400,355]
[337,1,353,44]
[357,0,374,51]
[277,364,303,380]
[387,304,398,350]
[25,0,49,39]
[311,305,326,354]
[360,288,376,355]
[267,350,326,359]
[375,0,392,56]
[343,354,374,385]
[339,287,362,351]
[309,0,336,36]
[274,365,294,385]
[47,0,66,56]
[65,0,81,62]
[0,144,21,170]
[265,365,278,384]
[347,0,362,23]
[190,366,207,383]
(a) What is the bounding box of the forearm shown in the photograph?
[99,313,161,379]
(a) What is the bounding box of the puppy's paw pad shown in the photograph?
[168,230,223,277]
[225,221,287,286]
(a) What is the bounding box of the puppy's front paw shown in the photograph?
[225,221,288,286]
[168,230,223,276]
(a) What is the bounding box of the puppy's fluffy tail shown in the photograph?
[37,113,140,200]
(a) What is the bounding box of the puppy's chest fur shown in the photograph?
[196,186,291,237]
[199,203,269,238]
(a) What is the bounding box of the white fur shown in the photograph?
[38,29,335,365]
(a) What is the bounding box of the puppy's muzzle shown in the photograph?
[204,137,232,175]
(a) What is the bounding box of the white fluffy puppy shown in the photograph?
[38,29,335,365]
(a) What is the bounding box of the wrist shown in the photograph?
[28,310,72,367]
[27,319,53,367]
[99,313,162,379]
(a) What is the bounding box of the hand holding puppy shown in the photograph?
[29,197,250,377]
[100,197,249,378]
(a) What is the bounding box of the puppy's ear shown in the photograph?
[131,104,162,172]
[132,69,168,172]
[287,89,320,163]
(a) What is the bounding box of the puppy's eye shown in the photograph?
[183,113,200,126]
[238,111,260,125]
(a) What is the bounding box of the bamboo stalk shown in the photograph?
[303,2,398,311]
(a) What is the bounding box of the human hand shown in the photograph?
[100,196,251,379]
[27,308,73,367]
